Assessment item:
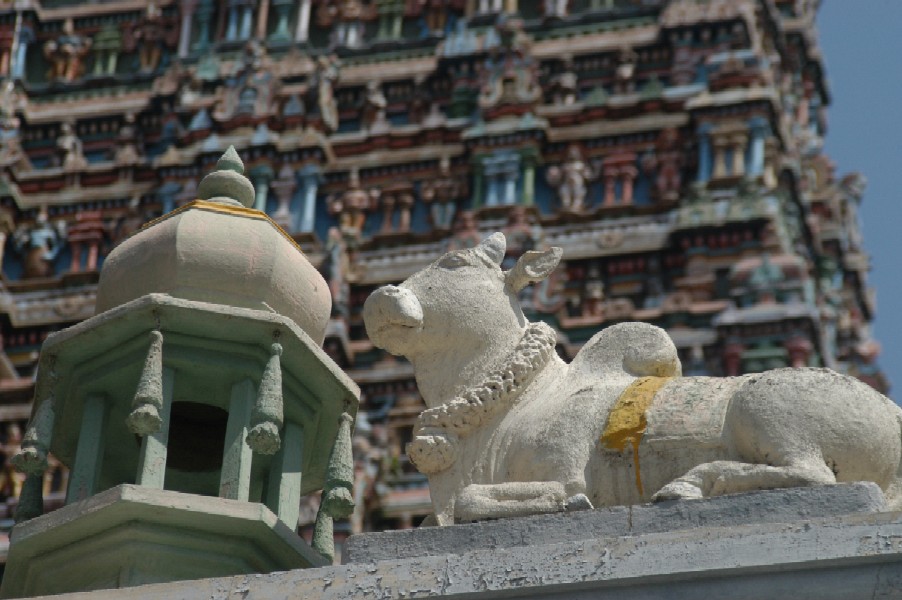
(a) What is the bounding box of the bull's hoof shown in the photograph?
[652,481,703,502]
[565,493,594,512]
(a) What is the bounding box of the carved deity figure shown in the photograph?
[0,82,29,171]
[443,210,481,251]
[312,54,340,132]
[43,19,92,83]
[317,0,377,48]
[614,46,637,94]
[363,233,902,526]
[14,209,65,279]
[57,121,87,171]
[550,55,578,106]
[328,168,376,242]
[361,80,389,133]
[421,155,467,230]
[215,42,280,120]
[324,226,352,317]
[122,3,179,73]
[406,0,464,36]
[114,113,142,165]
[478,15,540,110]
[546,145,597,211]
[543,0,568,19]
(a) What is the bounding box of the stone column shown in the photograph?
[136,367,175,489]
[747,117,768,178]
[471,161,484,208]
[11,24,33,80]
[220,379,255,501]
[270,165,297,230]
[240,2,256,39]
[730,132,748,177]
[256,0,271,39]
[178,0,198,57]
[269,0,293,42]
[158,181,183,215]
[249,165,274,213]
[193,0,215,51]
[66,394,107,503]
[602,165,617,207]
[696,123,712,182]
[226,2,240,41]
[295,0,313,42]
[620,164,638,205]
[522,154,536,206]
[711,133,728,180]
[501,154,521,206]
[296,163,322,233]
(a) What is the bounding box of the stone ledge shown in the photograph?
[30,501,902,600]
[344,482,887,564]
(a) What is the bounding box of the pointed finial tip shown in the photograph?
[217,145,244,175]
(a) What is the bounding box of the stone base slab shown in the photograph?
[23,484,902,600]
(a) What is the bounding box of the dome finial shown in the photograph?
[196,146,256,208]
[217,145,244,175]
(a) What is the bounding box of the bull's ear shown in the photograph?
[479,232,506,265]
[505,247,563,292]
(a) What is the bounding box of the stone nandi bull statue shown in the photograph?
[363,233,902,525]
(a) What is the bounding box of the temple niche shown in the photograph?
[0,0,886,573]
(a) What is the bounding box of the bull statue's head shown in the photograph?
[363,233,562,407]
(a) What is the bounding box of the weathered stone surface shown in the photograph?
[29,499,902,600]
[0,484,327,599]
[362,233,902,524]
[344,483,887,563]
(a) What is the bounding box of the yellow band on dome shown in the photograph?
[137,199,305,254]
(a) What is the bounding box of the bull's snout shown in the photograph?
[363,285,424,355]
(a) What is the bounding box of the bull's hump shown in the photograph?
[570,322,681,380]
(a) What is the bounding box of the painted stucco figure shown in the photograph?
[363,233,902,525]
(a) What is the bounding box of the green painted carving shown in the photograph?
[15,474,44,523]
[322,412,355,517]
[247,343,284,455]
[135,367,175,489]
[312,412,356,561]
[127,330,165,436]
[311,508,335,562]
[12,384,56,475]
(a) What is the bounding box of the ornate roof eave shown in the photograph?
[10,0,176,22]
[12,180,157,210]
[18,90,153,125]
[547,112,688,144]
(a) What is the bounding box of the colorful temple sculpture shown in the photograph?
[0,0,885,565]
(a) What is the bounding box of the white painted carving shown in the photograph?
[363,233,902,524]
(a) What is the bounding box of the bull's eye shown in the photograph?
[438,253,469,269]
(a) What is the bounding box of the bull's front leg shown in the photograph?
[455,482,593,522]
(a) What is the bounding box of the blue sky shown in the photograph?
[818,1,902,398]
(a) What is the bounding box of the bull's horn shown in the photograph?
[479,232,506,265]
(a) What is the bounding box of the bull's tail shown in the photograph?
[884,408,902,511]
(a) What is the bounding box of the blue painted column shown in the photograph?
[296,164,323,233]
[696,123,713,183]
[158,181,183,215]
[747,117,768,178]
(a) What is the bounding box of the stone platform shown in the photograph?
[28,484,902,599]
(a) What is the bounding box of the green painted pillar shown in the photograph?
[136,367,175,489]
[266,421,304,528]
[219,379,255,501]
[66,394,107,503]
